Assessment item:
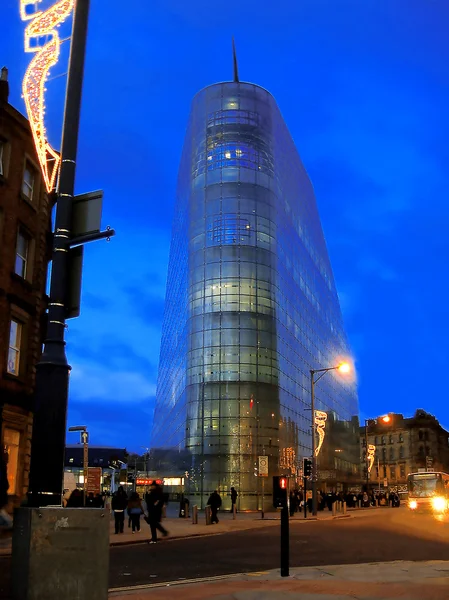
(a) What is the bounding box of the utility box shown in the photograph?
[12,507,109,600]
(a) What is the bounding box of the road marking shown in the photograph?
[109,572,249,593]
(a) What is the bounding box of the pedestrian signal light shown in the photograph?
[273,475,289,508]
[303,458,313,478]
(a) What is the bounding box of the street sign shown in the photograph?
[72,190,103,237]
[81,431,89,444]
[86,467,102,495]
[66,245,84,319]
[258,456,268,477]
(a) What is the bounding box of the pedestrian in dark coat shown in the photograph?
[111,486,128,534]
[289,491,297,517]
[146,481,169,543]
[127,492,144,533]
[230,487,238,513]
[207,490,222,523]
[66,488,84,508]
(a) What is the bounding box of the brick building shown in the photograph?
[360,410,449,491]
[0,67,53,508]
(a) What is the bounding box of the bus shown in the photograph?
[407,471,449,513]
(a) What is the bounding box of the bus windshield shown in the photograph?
[408,474,442,498]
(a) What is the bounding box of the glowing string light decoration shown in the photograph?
[20,0,75,192]
[314,410,327,457]
[367,444,376,474]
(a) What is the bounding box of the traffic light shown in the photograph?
[303,458,312,478]
[273,475,289,508]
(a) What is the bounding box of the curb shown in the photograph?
[0,513,356,555]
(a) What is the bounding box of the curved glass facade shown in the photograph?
[152,82,360,509]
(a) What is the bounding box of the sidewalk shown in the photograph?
[108,560,449,599]
[0,505,381,556]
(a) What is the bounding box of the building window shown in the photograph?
[7,319,22,376]
[382,448,387,461]
[400,464,406,478]
[390,465,396,479]
[389,448,395,460]
[209,215,250,245]
[381,435,386,445]
[15,229,30,279]
[399,433,404,443]
[399,446,404,459]
[4,428,20,495]
[389,435,394,444]
[419,430,424,441]
[22,162,35,201]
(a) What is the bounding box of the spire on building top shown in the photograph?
[0,66,9,103]
[232,37,239,83]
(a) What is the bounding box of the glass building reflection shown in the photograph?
[151,80,360,509]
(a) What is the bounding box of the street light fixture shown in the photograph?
[310,362,351,516]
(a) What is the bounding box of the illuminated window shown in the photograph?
[400,464,406,478]
[15,229,30,278]
[7,319,22,376]
[4,428,20,495]
[209,215,250,245]
[22,162,35,201]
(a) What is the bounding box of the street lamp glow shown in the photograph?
[381,415,391,423]
[338,362,350,374]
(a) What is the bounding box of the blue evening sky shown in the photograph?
[2,0,448,452]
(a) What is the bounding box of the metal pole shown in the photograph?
[261,446,265,519]
[280,504,289,577]
[28,0,91,508]
[83,438,88,506]
[310,371,317,516]
[304,475,307,518]
[365,420,369,490]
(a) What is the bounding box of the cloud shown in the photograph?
[69,361,156,403]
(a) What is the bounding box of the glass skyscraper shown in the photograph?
[152,79,360,510]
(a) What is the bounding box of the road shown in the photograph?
[108,509,449,590]
[1,509,449,597]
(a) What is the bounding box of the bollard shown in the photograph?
[192,505,198,524]
[233,504,236,520]
[205,505,212,525]
[332,502,337,516]
[343,501,347,515]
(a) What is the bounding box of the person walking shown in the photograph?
[112,486,128,534]
[207,490,222,524]
[230,487,238,513]
[127,492,144,533]
[146,480,168,544]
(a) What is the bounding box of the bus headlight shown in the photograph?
[432,497,446,512]
[409,500,417,510]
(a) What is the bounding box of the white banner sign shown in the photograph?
[258,456,268,477]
